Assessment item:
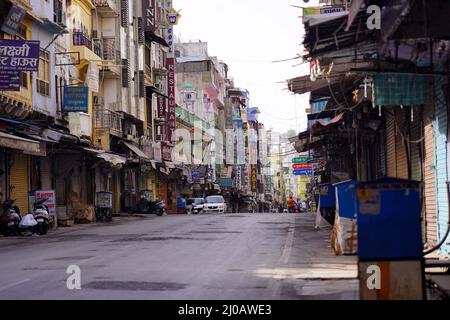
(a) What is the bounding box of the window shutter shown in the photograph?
[121,0,129,28]
[122,58,129,88]
[139,70,144,97]
[137,17,144,45]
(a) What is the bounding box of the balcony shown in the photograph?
[94,107,123,137]
[92,0,120,17]
[71,31,102,62]
[97,38,121,78]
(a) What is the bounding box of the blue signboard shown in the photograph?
[293,169,313,176]
[191,170,201,183]
[0,39,40,71]
[1,5,26,36]
[0,71,20,91]
[63,86,89,112]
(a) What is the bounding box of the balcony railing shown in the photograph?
[92,0,119,13]
[73,31,92,50]
[102,38,117,62]
[94,107,123,137]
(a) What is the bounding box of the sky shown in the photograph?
[174,0,313,134]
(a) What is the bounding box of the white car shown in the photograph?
[204,196,227,214]
[186,198,205,214]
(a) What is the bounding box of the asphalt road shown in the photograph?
[0,213,357,300]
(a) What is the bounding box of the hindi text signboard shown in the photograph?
[1,5,26,36]
[0,39,40,71]
[63,86,89,112]
[293,163,313,170]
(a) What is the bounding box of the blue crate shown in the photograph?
[356,178,422,261]
[333,180,357,219]
[319,183,336,208]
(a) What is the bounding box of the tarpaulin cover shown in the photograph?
[374,73,433,106]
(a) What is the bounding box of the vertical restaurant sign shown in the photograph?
[157,94,166,118]
[0,39,40,71]
[166,57,176,142]
[0,71,20,91]
[142,0,156,33]
[224,97,233,129]
[1,5,26,36]
[234,166,242,190]
[251,164,257,192]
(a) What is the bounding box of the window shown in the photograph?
[37,49,50,96]
[20,72,28,88]
[122,59,129,87]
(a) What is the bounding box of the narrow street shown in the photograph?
[0,213,357,300]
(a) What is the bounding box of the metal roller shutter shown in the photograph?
[409,106,422,182]
[385,112,396,177]
[395,108,409,179]
[423,104,437,245]
[433,75,449,255]
[10,151,29,215]
[40,157,52,190]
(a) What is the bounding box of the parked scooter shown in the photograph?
[0,199,21,236]
[32,198,50,235]
[138,190,165,216]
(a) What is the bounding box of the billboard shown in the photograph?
[0,39,40,71]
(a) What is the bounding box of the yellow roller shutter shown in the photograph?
[423,104,437,245]
[10,151,29,215]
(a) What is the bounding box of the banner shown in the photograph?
[157,95,166,118]
[142,0,156,33]
[0,39,40,71]
[28,190,56,216]
[166,57,176,141]
[224,98,233,129]
[63,86,89,112]
[86,62,99,93]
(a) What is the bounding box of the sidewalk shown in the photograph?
[275,213,359,300]
[0,213,152,247]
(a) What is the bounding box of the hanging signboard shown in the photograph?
[293,163,313,170]
[293,169,313,176]
[86,62,99,93]
[157,95,166,118]
[0,71,20,91]
[142,0,156,33]
[192,170,201,183]
[251,164,257,192]
[1,5,26,36]
[166,8,181,25]
[292,157,312,164]
[62,86,89,112]
[166,57,176,141]
[0,39,40,71]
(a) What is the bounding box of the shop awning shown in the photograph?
[0,131,43,155]
[122,142,150,160]
[96,153,127,166]
[147,33,169,48]
[314,112,345,128]
[307,110,339,121]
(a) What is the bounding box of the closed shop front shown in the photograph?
[395,108,409,179]
[433,75,449,255]
[385,112,397,177]
[10,151,29,215]
[423,104,437,245]
[40,156,52,190]
[409,106,423,182]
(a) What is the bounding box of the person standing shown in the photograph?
[230,189,240,213]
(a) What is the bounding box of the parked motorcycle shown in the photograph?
[138,190,165,216]
[32,198,50,235]
[0,199,21,236]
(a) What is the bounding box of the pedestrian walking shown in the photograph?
[230,188,240,213]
